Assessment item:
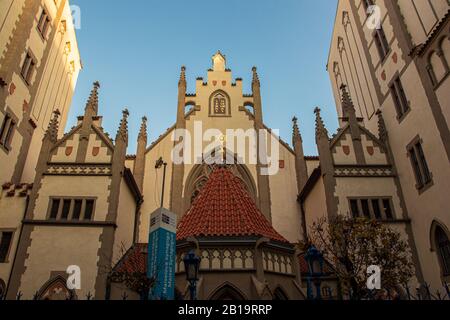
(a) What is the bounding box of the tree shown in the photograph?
[309,216,414,299]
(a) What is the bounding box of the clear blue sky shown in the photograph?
[68,0,339,156]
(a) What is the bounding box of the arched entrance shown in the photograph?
[209,283,247,300]
[183,160,257,213]
[273,287,289,300]
[36,275,76,300]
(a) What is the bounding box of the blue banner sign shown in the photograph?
[147,208,177,300]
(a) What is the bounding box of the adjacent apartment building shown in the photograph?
[0,0,81,184]
[327,0,450,290]
[0,0,81,297]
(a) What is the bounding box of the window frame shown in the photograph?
[0,112,17,152]
[407,136,433,193]
[373,26,390,62]
[389,75,410,121]
[20,51,37,86]
[347,197,396,221]
[46,197,97,222]
[37,7,51,40]
[0,230,15,264]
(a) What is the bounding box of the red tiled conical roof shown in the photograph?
[177,167,288,243]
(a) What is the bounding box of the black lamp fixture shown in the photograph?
[183,250,201,300]
[305,245,324,300]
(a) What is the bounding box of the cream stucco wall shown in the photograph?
[20,226,102,299]
[34,175,112,221]
[303,176,327,236]
[269,144,302,243]
[0,0,81,184]
[334,177,403,219]
[113,179,136,263]
[0,190,27,288]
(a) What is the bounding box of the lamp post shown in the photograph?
[155,157,168,208]
[183,250,201,300]
[305,245,324,300]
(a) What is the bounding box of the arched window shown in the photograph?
[428,51,447,86]
[435,226,450,276]
[209,91,230,117]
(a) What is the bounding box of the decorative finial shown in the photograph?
[138,116,148,142]
[376,109,388,141]
[116,108,129,142]
[340,84,356,118]
[46,109,61,142]
[85,81,100,116]
[314,107,329,139]
[292,116,302,143]
[252,66,260,86]
[179,66,186,86]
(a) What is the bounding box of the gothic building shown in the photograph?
[328,0,450,291]
[0,0,449,301]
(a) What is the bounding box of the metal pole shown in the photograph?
[160,162,167,208]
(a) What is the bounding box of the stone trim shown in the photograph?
[45,163,112,176]
[334,165,394,177]
[22,220,117,228]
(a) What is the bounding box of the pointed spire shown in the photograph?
[116,108,129,143]
[314,107,329,139]
[252,66,260,87]
[292,116,302,143]
[376,110,388,141]
[45,109,61,143]
[340,84,356,118]
[84,81,100,116]
[179,66,186,87]
[138,116,148,142]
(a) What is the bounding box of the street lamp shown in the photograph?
[183,250,201,300]
[155,157,168,208]
[305,245,324,300]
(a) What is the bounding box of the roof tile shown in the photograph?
[177,167,288,243]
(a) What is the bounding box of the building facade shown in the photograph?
[327,0,450,290]
[0,0,81,299]
[0,1,449,300]
[0,0,81,184]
